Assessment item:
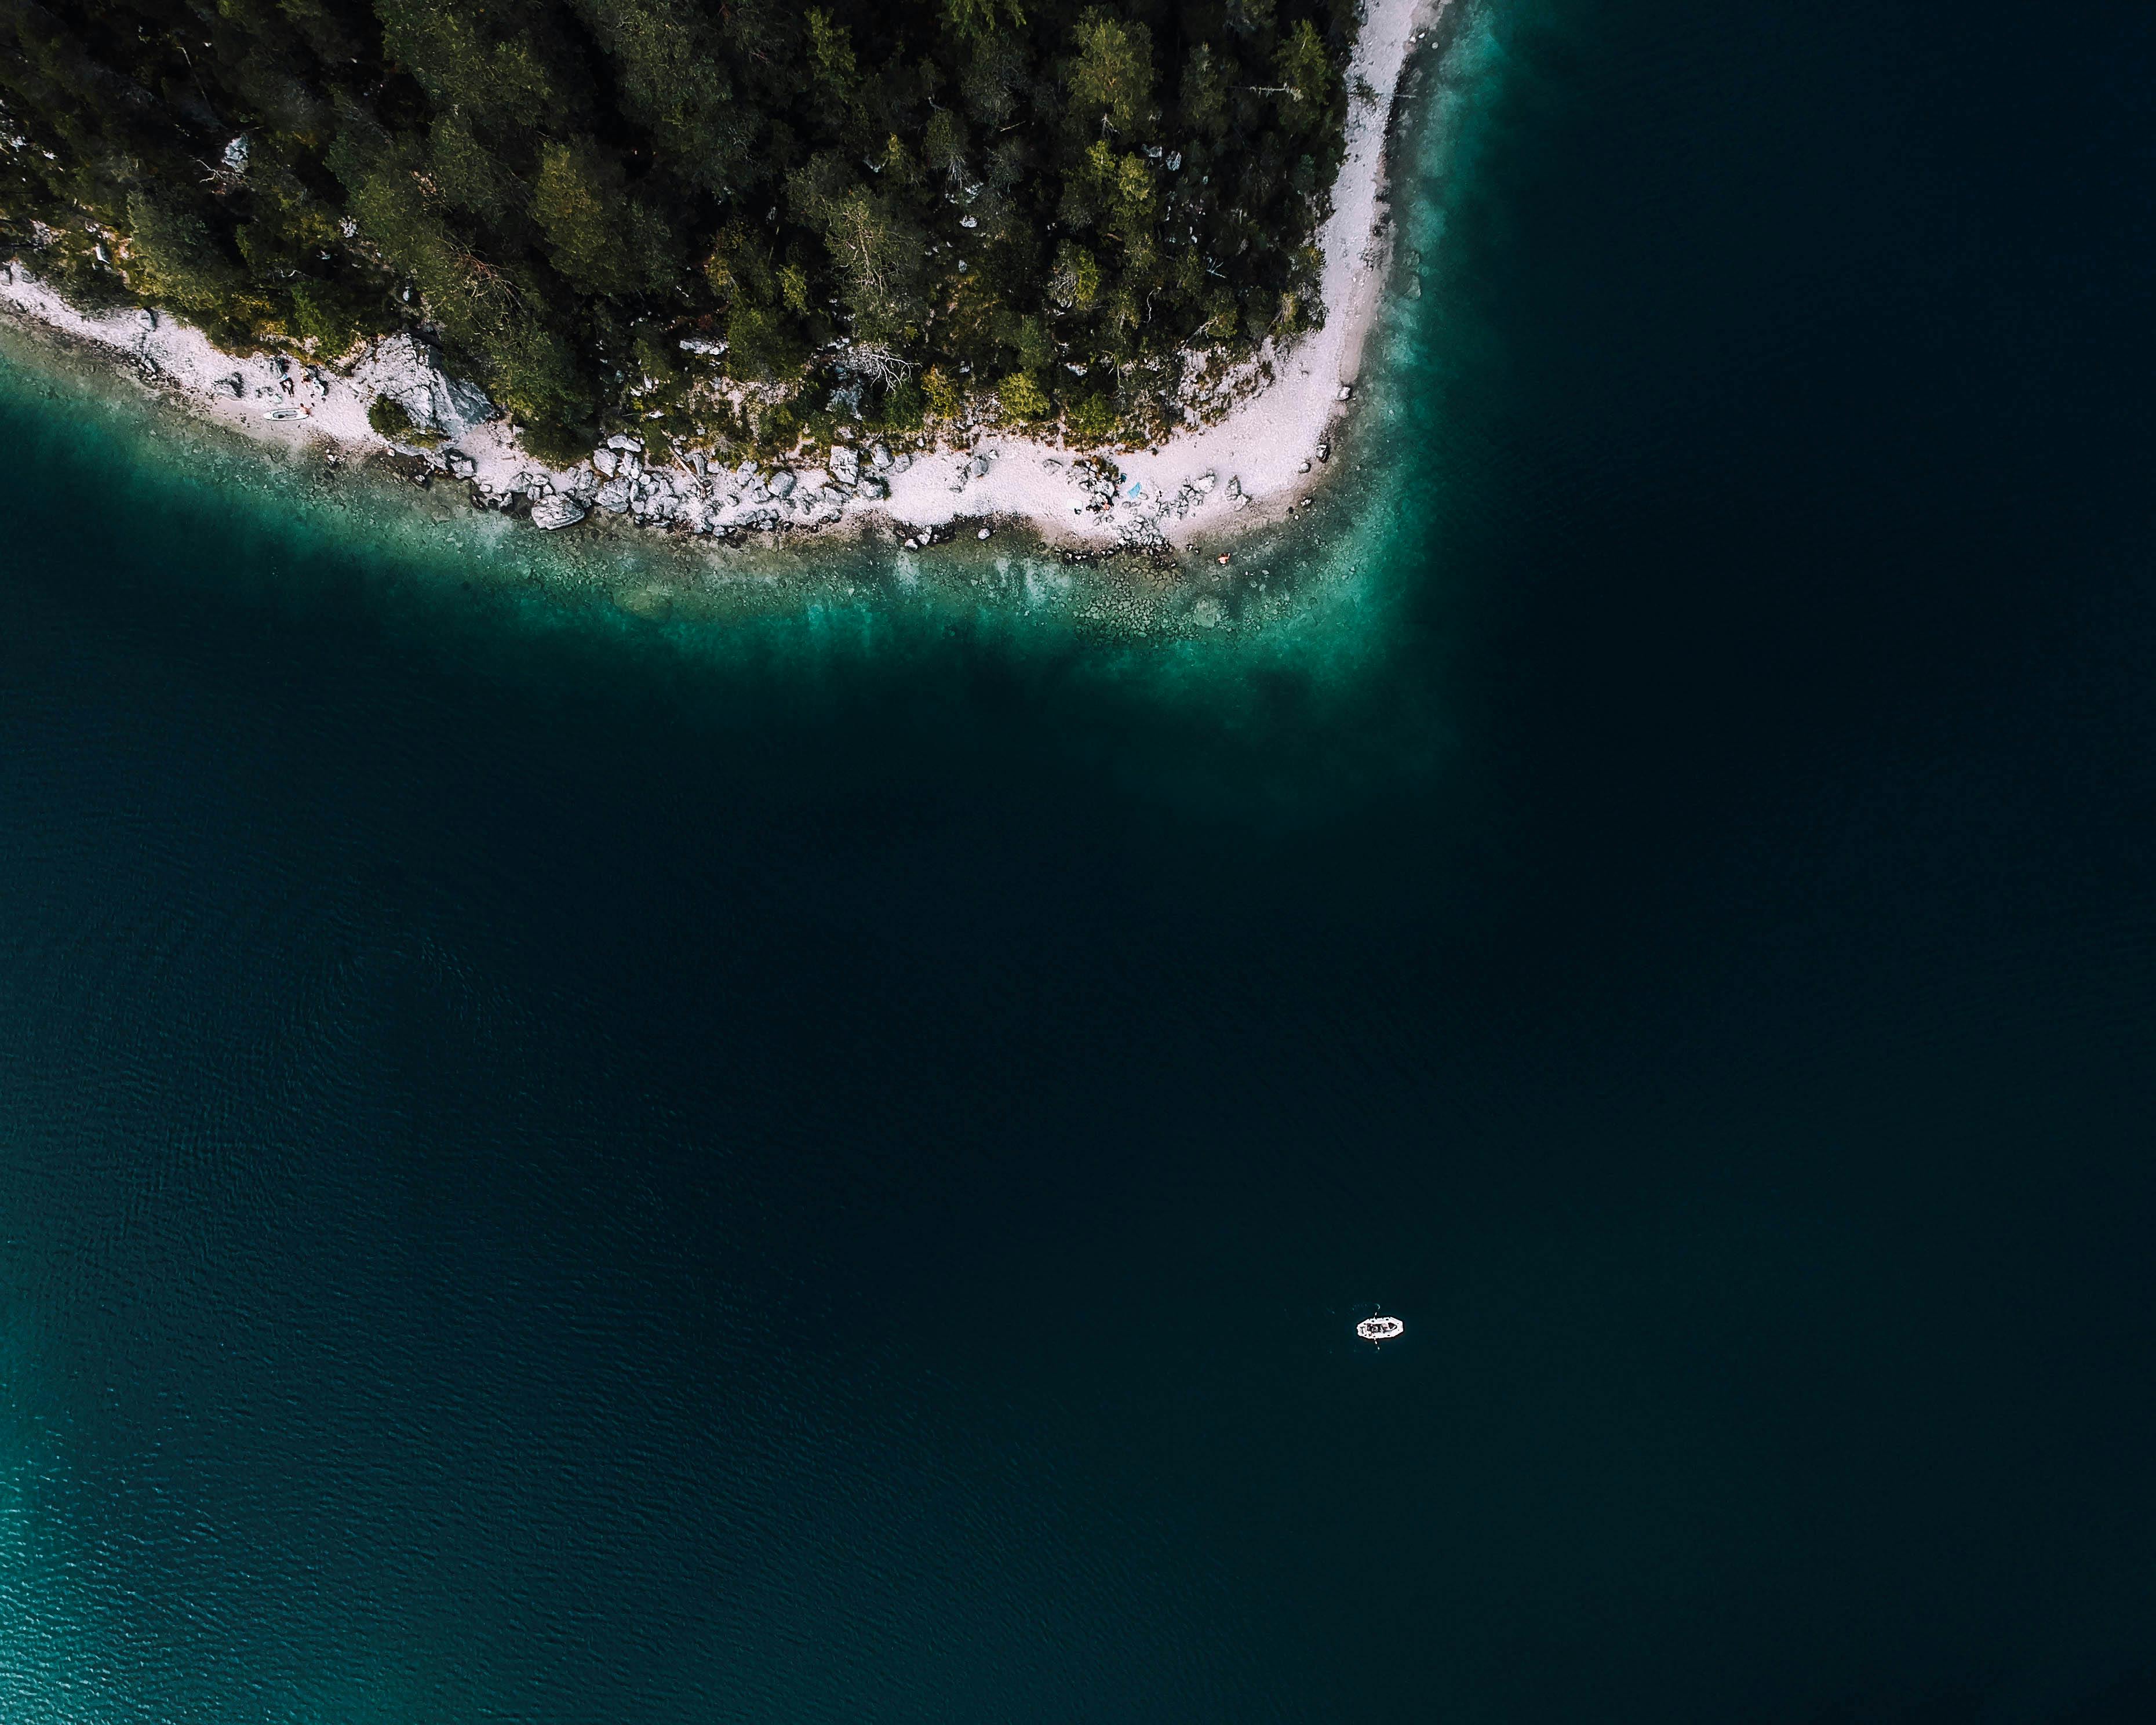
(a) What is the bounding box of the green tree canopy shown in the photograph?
[1,0,1359,451]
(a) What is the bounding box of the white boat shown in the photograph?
[1356,1315,1405,1342]
[263,406,304,421]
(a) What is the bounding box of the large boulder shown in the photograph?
[350,333,497,439]
[530,494,586,530]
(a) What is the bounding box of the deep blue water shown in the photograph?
[4,0,2156,1719]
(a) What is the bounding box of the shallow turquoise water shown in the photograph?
[4,0,2156,1719]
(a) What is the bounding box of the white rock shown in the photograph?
[350,333,497,438]
[530,494,587,530]
[592,447,620,478]
[767,470,797,498]
[870,442,892,470]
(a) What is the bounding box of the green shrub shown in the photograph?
[922,366,962,420]
[515,417,597,465]
[880,377,926,432]
[289,280,383,356]
[1065,391,1119,442]
[367,394,414,438]
[998,372,1050,420]
[366,393,445,446]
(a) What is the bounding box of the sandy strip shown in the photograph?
[0,0,1437,551]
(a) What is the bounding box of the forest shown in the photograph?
[0,0,1360,461]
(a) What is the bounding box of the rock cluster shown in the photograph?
[473,433,919,538]
[1056,458,1255,550]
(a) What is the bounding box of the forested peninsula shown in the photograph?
[0,0,1362,465]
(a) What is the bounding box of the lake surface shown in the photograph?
[3,0,2155,1719]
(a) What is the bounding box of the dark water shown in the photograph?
[4,0,2155,1719]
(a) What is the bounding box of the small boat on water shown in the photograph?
[1357,1315,1405,1343]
